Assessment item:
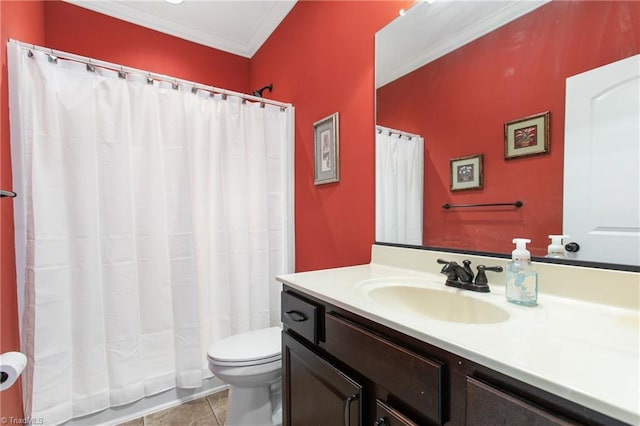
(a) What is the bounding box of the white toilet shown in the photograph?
[207,327,282,426]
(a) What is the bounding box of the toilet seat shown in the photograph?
[207,326,282,367]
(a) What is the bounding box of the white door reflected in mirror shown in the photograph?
[563,54,640,266]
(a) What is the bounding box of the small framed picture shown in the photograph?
[504,111,550,159]
[450,154,483,191]
[313,112,340,185]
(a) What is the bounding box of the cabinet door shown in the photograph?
[324,313,444,424]
[283,331,363,426]
[465,377,579,426]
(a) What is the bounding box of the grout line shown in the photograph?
[212,411,222,426]
[207,390,228,426]
[204,396,220,426]
[205,394,215,413]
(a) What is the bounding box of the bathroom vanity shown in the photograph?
[277,244,639,425]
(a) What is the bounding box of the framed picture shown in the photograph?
[450,154,483,191]
[313,112,340,185]
[504,111,550,159]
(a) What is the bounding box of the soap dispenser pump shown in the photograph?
[505,238,538,306]
[547,235,569,258]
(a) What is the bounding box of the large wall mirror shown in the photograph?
[375,0,640,268]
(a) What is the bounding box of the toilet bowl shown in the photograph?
[207,327,282,426]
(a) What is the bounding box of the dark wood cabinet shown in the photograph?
[323,313,444,425]
[281,287,628,426]
[465,377,579,426]
[283,331,362,426]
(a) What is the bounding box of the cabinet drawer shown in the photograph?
[374,400,418,426]
[324,313,444,425]
[465,377,579,426]
[281,291,321,344]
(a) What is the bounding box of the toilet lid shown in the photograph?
[207,326,281,364]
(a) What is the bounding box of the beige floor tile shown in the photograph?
[144,397,219,426]
[206,389,229,426]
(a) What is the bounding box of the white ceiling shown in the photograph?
[63,0,550,86]
[64,0,297,58]
[375,0,550,88]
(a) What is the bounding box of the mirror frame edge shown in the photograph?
[374,242,640,273]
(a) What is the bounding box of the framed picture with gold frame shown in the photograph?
[504,111,550,159]
[450,154,483,191]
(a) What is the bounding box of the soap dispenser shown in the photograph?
[505,238,538,306]
[546,235,569,258]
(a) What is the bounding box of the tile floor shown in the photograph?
[118,389,228,426]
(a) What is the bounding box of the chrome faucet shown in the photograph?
[437,259,503,293]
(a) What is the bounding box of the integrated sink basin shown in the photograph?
[359,278,510,324]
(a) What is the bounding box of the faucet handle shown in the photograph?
[462,260,474,281]
[436,259,458,281]
[436,258,454,274]
[471,265,503,292]
[475,265,503,283]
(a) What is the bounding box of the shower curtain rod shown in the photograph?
[376,125,421,140]
[10,39,292,110]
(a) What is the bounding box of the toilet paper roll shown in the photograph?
[0,351,27,391]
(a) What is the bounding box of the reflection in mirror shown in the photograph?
[375,0,640,267]
[375,125,424,245]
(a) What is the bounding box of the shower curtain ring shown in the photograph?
[48,49,57,64]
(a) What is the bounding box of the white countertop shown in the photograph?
[277,248,640,425]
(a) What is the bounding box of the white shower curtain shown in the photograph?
[7,41,294,424]
[375,126,424,245]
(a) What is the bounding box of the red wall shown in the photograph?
[251,0,412,271]
[43,1,250,93]
[377,1,640,256]
[1,2,45,419]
